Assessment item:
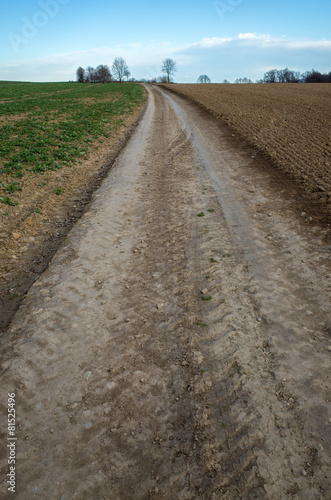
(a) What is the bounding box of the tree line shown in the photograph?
[76,60,331,85]
[258,68,331,83]
[76,58,130,84]
[76,58,178,84]
[197,69,331,84]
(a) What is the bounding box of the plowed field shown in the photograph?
[162,83,331,219]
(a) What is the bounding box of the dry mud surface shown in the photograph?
[162,83,331,223]
[0,85,330,499]
[0,105,144,331]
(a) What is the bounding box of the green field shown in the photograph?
[0,82,145,187]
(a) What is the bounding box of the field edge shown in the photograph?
[0,87,148,334]
[159,83,331,228]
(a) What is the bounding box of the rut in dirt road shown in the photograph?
[0,85,330,500]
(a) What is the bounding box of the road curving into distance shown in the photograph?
[0,84,330,499]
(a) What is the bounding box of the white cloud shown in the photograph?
[184,33,273,49]
[0,34,330,82]
[285,39,331,49]
[0,43,175,81]
[186,37,231,48]
[238,33,259,40]
[182,33,331,51]
[125,43,142,49]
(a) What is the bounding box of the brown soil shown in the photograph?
[0,85,330,499]
[0,100,147,332]
[162,83,331,223]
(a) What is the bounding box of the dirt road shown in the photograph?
[0,85,330,499]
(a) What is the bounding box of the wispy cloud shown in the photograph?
[183,33,331,50]
[0,41,182,81]
[0,34,330,82]
[186,37,232,48]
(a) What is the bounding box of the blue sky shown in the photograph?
[1,0,330,82]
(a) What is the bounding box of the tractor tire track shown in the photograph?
[0,85,330,499]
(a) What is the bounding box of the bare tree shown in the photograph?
[124,69,131,81]
[112,57,129,83]
[279,68,300,83]
[157,76,168,83]
[235,77,252,84]
[96,64,112,83]
[85,66,97,83]
[76,66,85,83]
[263,69,277,83]
[305,70,330,83]
[262,68,300,83]
[162,58,177,83]
[197,74,211,83]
